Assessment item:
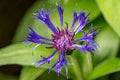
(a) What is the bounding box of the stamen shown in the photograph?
[65,22,68,29]
[52,29,74,50]
[57,27,60,32]
[40,55,45,59]
[51,34,55,37]
[46,46,53,49]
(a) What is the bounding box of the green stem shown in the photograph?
[70,55,83,80]
[82,53,93,80]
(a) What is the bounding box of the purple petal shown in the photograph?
[49,50,68,78]
[28,27,51,40]
[74,12,90,34]
[71,44,87,55]
[73,27,98,53]
[74,27,99,43]
[49,52,62,74]
[70,11,79,30]
[85,42,98,56]
[36,8,58,34]
[25,27,52,44]
[33,50,58,67]
[56,4,64,28]
[72,43,98,56]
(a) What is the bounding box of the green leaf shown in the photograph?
[92,16,119,65]
[96,0,120,36]
[13,0,100,43]
[20,66,46,80]
[89,58,120,79]
[0,43,57,66]
[73,16,119,79]
[0,43,76,79]
[19,64,76,80]
[70,50,93,80]
[36,70,67,80]
[19,66,73,80]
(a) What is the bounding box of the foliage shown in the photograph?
[0,0,120,80]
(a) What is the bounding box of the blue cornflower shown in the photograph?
[25,4,98,78]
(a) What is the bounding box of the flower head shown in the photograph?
[25,4,98,78]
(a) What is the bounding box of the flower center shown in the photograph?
[52,30,74,51]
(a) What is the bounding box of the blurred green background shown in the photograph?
[0,0,120,80]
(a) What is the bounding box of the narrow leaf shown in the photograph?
[0,43,56,67]
[89,58,120,79]
[20,66,46,80]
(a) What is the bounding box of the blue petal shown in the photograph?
[29,27,51,40]
[85,42,98,56]
[36,8,58,34]
[74,27,98,43]
[74,12,90,34]
[72,43,98,56]
[56,4,64,28]
[25,27,52,44]
[33,50,58,67]
[70,11,79,30]
[72,26,98,55]
[71,44,87,55]
[49,50,68,78]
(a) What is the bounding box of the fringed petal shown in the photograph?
[70,11,79,30]
[74,12,90,34]
[56,4,64,28]
[33,50,58,67]
[74,26,99,43]
[36,8,58,34]
[49,50,68,78]
[25,27,52,44]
